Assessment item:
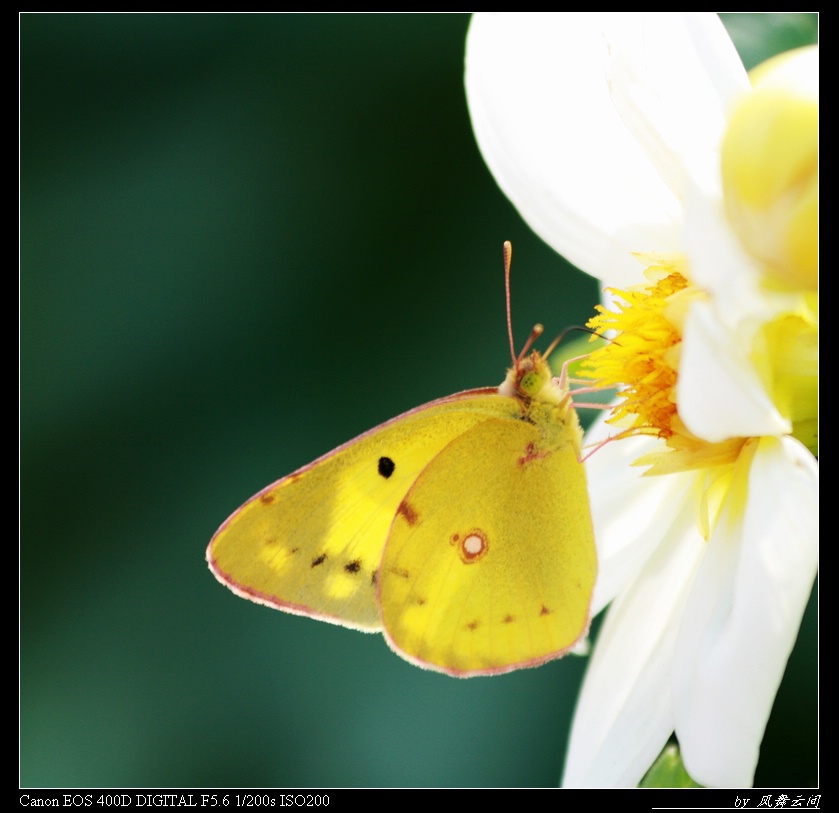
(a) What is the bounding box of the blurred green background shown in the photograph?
[21,14,817,788]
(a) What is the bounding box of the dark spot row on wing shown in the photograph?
[462,606,551,630]
[309,552,372,579]
[260,472,303,502]
[302,550,379,593]
[397,583,549,630]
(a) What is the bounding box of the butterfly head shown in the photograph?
[499,349,568,408]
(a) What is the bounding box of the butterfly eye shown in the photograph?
[519,371,543,397]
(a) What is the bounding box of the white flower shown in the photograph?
[466,13,818,787]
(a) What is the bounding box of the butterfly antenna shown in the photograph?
[543,325,611,360]
[504,241,516,366]
[517,324,544,364]
[504,240,545,367]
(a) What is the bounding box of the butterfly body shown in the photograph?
[208,348,597,677]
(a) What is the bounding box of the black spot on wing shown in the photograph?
[311,554,327,568]
[344,559,362,574]
[378,456,396,478]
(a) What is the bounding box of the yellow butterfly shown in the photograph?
[207,243,596,677]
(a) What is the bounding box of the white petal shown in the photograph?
[466,12,679,284]
[563,480,707,787]
[673,437,818,787]
[679,301,791,441]
[465,13,747,284]
[684,178,805,328]
[601,13,748,200]
[680,182,810,443]
[585,414,700,611]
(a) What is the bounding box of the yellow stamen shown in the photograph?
[583,255,747,474]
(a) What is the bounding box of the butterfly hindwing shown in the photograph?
[379,412,596,676]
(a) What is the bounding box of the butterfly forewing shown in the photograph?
[208,392,515,630]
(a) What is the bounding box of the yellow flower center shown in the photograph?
[753,304,819,456]
[583,255,748,475]
[720,45,818,456]
[722,46,818,292]
[581,47,817,479]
